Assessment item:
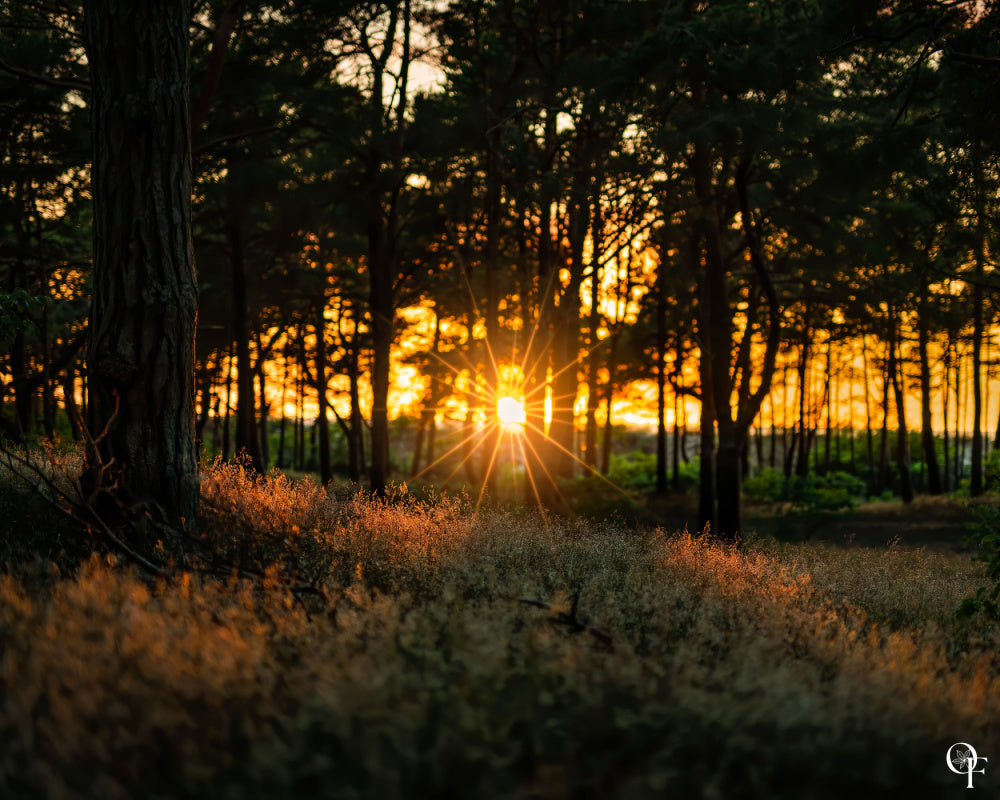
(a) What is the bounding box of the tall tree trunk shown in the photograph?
[695,152,782,537]
[655,276,668,494]
[277,342,289,470]
[672,375,683,489]
[255,333,269,468]
[411,310,441,476]
[600,331,619,476]
[697,378,716,532]
[195,362,212,443]
[82,0,198,536]
[888,314,914,503]
[364,0,408,497]
[482,136,501,495]
[348,338,365,482]
[768,387,777,470]
[523,107,560,506]
[878,355,892,495]
[971,168,986,495]
[368,237,394,495]
[222,344,233,459]
[917,304,942,493]
[823,341,832,470]
[227,176,262,472]
[862,335,875,495]
[795,323,811,478]
[314,301,332,484]
[943,337,952,492]
[583,185,604,469]
[956,339,965,489]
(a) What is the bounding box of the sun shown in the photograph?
[497,395,526,432]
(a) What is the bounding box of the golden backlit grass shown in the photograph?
[1,461,998,798]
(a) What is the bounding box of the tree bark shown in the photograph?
[82,0,198,535]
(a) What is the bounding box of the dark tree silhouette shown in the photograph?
[82,0,198,535]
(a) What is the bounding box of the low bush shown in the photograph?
[958,502,1000,620]
[0,461,996,797]
[607,450,657,491]
[744,468,867,511]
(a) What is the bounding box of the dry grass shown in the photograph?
[1,461,998,798]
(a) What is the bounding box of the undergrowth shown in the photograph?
[0,459,997,798]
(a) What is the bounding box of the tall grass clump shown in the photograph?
[1,460,997,798]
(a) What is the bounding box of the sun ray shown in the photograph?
[518,334,609,404]
[424,349,499,408]
[439,419,502,488]
[475,428,505,511]
[516,425,570,516]
[520,418,637,502]
[410,420,492,483]
[515,434,548,529]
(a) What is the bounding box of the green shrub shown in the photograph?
[1,460,997,797]
[743,467,785,504]
[958,503,1000,620]
[744,469,866,511]
[607,450,657,491]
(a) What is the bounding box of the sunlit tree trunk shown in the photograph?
[82,0,198,536]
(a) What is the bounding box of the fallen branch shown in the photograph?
[518,592,614,650]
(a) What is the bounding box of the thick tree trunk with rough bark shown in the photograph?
[82,0,198,535]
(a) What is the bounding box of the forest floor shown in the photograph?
[644,493,982,553]
[0,460,997,798]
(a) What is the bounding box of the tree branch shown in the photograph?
[0,57,89,92]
